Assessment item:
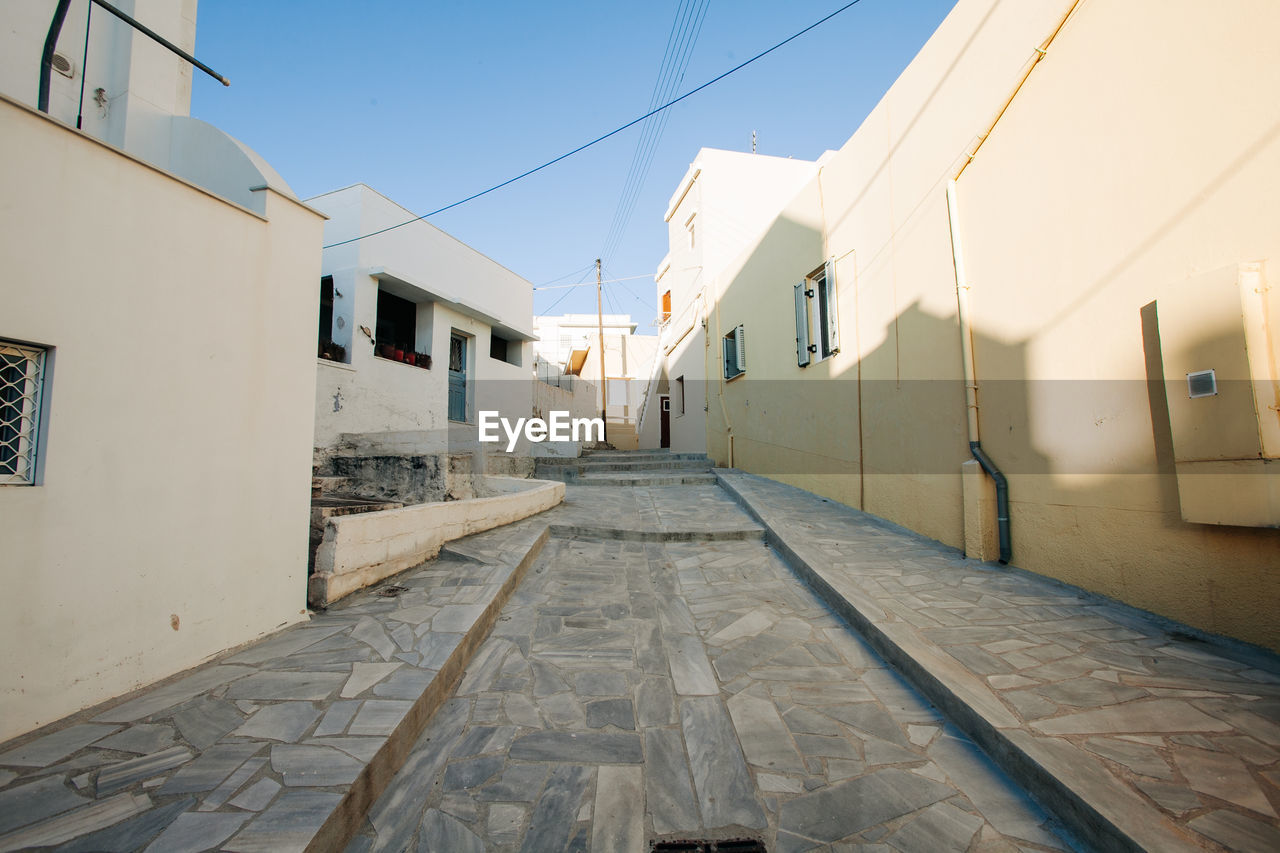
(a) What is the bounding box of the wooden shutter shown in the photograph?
[823,260,839,355]
[794,282,811,367]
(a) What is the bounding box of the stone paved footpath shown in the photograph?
[2,468,1279,851]
[347,488,1069,853]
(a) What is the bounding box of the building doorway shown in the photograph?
[659,395,670,448]
[448,333,467,422]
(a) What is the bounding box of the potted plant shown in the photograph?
[378,343,394,359]
[392,347,404,362]
[416,352,431,369]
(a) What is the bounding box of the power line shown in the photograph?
[599,0,711,266]
[535,267,595,317]
[534,272,658,290]
[323,0,868,250]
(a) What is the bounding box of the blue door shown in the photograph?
[448,333,467,422]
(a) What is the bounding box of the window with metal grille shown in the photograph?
[723,324,745,380]
[1,340,47,486]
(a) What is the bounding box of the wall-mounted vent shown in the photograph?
[1186,369,1217,398]
[51,52,74,79]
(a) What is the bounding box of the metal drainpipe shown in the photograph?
[946,180,1011,563]
[38,0,74,113]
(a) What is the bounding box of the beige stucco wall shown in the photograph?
[699,0,1280,650]
[0,98,324,739]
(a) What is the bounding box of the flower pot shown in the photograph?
[378,344,394,359]
[393,348,404,362]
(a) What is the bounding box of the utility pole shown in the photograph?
[596,259,607,430]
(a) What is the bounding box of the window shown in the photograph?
[375,288,416,357]
[675,375,685,415]
[794,260,839,367]
[723,325,746,380]
[661,290,672,324]
[490,332,521,366]
[1,340,47,486]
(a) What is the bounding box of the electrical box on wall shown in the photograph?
[1157,262,1279,527]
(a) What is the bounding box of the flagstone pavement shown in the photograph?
[0,467,1277,852]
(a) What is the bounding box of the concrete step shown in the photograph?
[574,471,719,487]
[580,450,711,462]
[557,458,712,472]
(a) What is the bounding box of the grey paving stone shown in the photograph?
[863,736,921,766]
[486,803,527,846]
[517,764,591,853]
[926,733,1061,848]
[1082,737,1174,780]
[53,796,193,853]
[531,661,570,697]
[224,671,346,702]
[1033,677,1148,708]
[1132,776,1202,815]
[432,604,488,635]
[313,699,361,737]
[504,693,544,729]
[371,667,437,700]
[822,703,910,746]
[224,790,343,853]
[666,633,720,696]
[92,724,177,756]
[305,736,385,763]
[777,768,954,842]
[170,696,245,750]
[538,693,586,728]
[346,700,413,737]
[0,775,88,835]
[885,800,984,852]
[229,778,282,812]
[644,728,701,835]
[794,733,861,760]
[476,764,549,802]
[0,724,119,768]
[726,690,806,773]
[711,634,791,682]
[365,699,468,853]
[585,698,635,731]
[681,696,767,829]
[159,743,263,795]
[230,702,323,743]
[93,666,253,723]
[271,744,364,787]
[454,725,517,758]
[591,765,643,853]
[1032,699,1236,735]
[509,731,641,763]
[341,663,403,698]
[0,791,151,851]
[635,677,676,727]
[1187,809,1280,851]
[96,745,193,794]
[574,670,629,697]
[1172,747,1277,816]
[225,626,346,666]
[143,811,248,853]
[783,706,847,737]
[443,755,504,792]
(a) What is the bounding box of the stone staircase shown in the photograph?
[534,448,716,486]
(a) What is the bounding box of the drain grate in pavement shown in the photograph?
[652,839,766,852]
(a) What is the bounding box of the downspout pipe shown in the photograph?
[38,0,73,113]
[946,179,1011,563]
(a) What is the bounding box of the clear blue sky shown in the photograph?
[190,0,957,334]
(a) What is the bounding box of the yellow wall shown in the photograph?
[703,0,1280,650]
[0,97,324,739]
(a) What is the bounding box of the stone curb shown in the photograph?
[547,523,764,543]
[305,526,550,853]
[714,469,1201,853]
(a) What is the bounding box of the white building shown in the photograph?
[535,314,657,447]
[310,185,536,460]
[637,148,825,452]
[0,0,324,739]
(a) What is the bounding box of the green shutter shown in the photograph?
[795,282,811,367]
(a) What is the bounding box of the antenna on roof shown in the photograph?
[752,130,757,154]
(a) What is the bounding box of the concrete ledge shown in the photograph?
[309,526,549,852]
[714,469,1203,853]
[309,478,564,608]
[547,523,764,543]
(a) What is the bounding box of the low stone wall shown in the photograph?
[308,477,564,607]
